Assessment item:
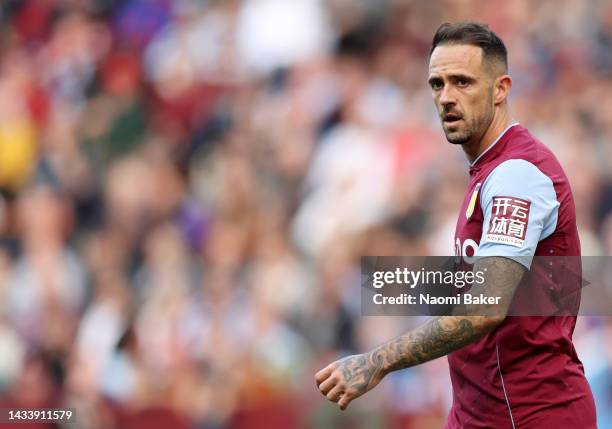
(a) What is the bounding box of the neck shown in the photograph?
[463,108,513,163]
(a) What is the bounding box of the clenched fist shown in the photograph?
[314,352,386,410]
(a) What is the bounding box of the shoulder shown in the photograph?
[503,125,565,176]
[482,158,555,201]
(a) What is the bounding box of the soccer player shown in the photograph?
[315,22,597,428]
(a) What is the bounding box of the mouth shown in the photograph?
[443,114,462,125]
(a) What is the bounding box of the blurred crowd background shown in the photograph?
[0,0,610,428]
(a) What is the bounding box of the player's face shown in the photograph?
[428,44,495,146]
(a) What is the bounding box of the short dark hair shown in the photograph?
[430,22,508,72]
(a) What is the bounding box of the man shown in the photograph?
[315,22,597,428]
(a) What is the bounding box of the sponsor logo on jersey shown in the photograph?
[486,196,530,247]
[465,183,481,219]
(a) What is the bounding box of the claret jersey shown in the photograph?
[446,123,596,428]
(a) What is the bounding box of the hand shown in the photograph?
[314,352,385,410]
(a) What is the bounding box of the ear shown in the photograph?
[493,74,512,105]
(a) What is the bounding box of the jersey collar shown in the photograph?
[469,122,520,169]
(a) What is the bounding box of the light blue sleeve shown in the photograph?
[476,159,559,268]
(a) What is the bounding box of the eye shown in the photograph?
[456,78,470,87]
[430,80,443,90]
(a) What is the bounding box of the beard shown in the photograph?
[440,89,495,146]
[442,104,494,146]
[443,122,472,145]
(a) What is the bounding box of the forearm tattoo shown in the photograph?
[372,256,525,375]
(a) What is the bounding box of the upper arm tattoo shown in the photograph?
[462,256,526,318]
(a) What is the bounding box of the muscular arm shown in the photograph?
[315,256,526,410]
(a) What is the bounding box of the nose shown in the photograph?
[439,85,456,109]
